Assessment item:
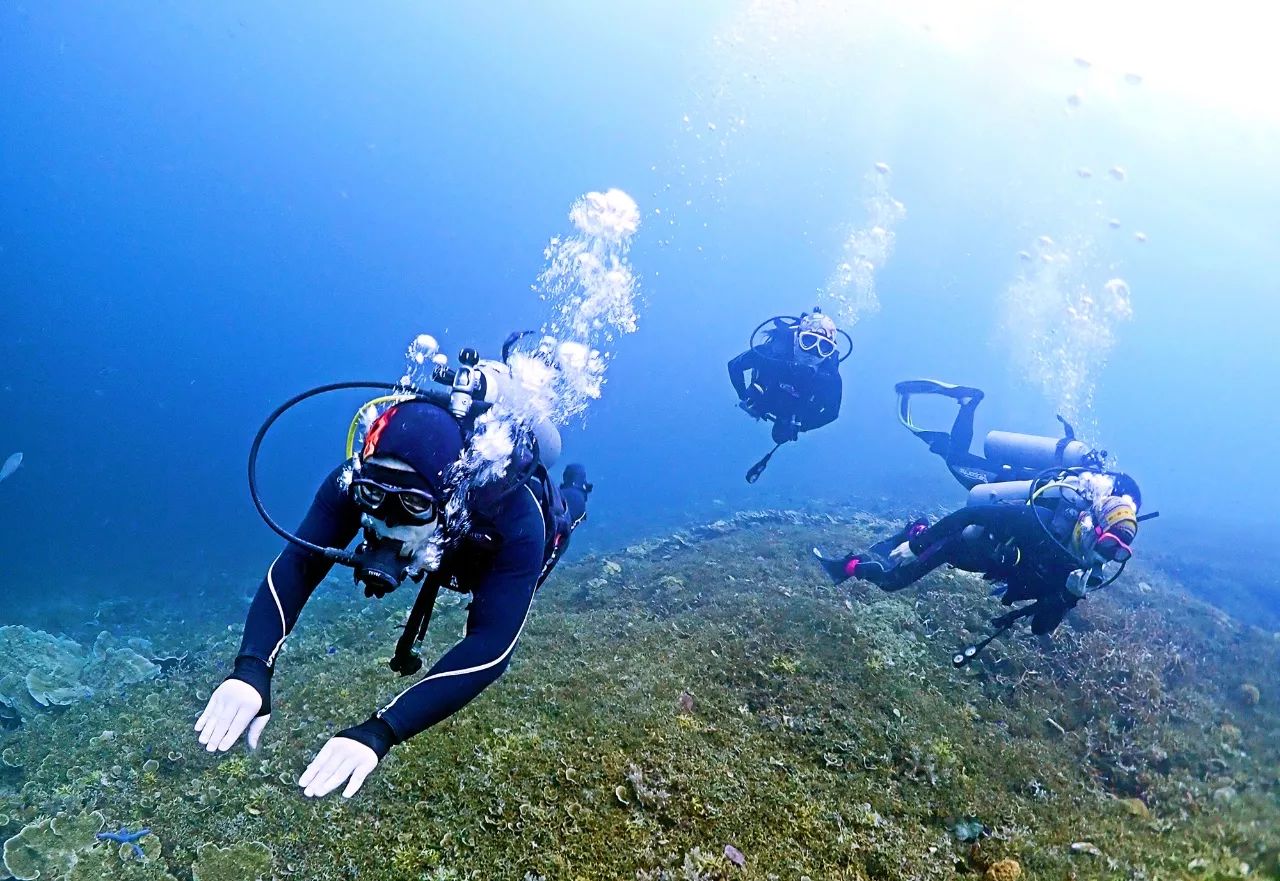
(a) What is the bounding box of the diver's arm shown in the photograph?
[561,483,589,530]
[1027,570,1083,635]
[799,370,842,431]
[342,487,546,759]
[727,350,757,399]
[197,464,360,753]
[908,505,1024,555]
[233,465,361,696]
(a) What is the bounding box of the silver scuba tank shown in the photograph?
[983,430,1092,471]
[967,475,1084,549]
[966,480,1036,507]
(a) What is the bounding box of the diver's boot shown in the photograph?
[812,548,869,585]
[808,542,880,583]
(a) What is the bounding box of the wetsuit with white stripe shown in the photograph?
[231,463,554,758]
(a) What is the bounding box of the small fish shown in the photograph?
[0,452,21,483]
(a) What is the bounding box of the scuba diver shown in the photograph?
[729,308,849,483]
[813,379,1152,665]
[194,333,593,799]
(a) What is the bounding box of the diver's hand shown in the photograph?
[298,737,379,799]
[194,680,269,752]
[889,541,917,566]
[738,398,766,419]
[1065,568,1091,598]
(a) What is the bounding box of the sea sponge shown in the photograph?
[984,858,1022,881]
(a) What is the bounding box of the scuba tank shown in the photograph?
[983,430,1093,473]
[966,479,1037,507]
[965,474,1087,566]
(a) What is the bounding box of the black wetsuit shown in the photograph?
[902,387,993,489]
[230,463,579,758]
[852,505,1084,634]
[560,482,588,531]
[728,337,841,444]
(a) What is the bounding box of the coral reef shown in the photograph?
[0,508,1277,879]
[190,841,272,881]
[0,627,158,725]
[3,811,105,880]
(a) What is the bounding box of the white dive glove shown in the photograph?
[298,736,379,799]
[194,679,269,752]
[1065,568,1092,598]
[889,541,917,566]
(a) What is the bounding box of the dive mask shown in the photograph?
[1091,527,1133,563]
[351,477,438,523]
[797,330,837,358]
[1080,495,1138,563]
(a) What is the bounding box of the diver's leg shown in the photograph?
[868,541,953,591]
[895,380,985,456]
[865,517,930,558]
[947,394,981,463]
[812,517,930,586]
[814,519,936,589]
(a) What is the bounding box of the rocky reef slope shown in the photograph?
[2,510,1276,880]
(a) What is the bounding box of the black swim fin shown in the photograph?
[894,379,985,402]
[812,547,852,585]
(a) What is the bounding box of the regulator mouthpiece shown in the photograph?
[351,535,413,598]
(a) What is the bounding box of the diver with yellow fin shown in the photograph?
[813,380,1155,664]
[729,308,847,482]
[194,333,591,799]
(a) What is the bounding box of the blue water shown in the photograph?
[2,2,1278,625]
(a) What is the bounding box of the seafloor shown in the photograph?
[2,509,1277,880]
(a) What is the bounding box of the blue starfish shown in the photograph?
[96,826,151,859]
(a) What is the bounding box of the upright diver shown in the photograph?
[195,336,591,799]
[729,308,847,482]
[814,380,1149,663]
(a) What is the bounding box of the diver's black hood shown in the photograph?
[361,401,466,496]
